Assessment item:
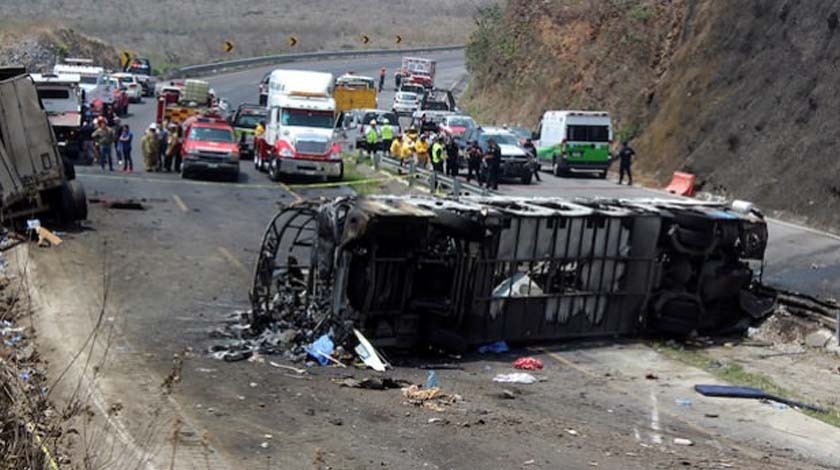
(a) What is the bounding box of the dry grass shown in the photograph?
[2,0,494,69]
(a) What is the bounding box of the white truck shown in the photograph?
[30,73,85,160]
[53,58,114,115]
[263,70,342,181]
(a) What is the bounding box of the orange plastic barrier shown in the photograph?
[665,171,696,197]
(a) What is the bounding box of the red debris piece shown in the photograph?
[513,357,543,371]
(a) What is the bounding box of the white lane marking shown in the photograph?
[650,390,663,445]
[172,194,189,212]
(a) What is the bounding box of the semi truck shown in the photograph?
[0,67,87,225]
[262,69,342,181]
[54,58,114,118]
[533,110,613,178]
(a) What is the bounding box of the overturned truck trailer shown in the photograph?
[251,196,770,349]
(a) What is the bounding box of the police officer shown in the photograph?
[445,136,460,177]
[617,141,635,185]
[522,138,541,182]
[466,140,482,183]
[484,138,502,190]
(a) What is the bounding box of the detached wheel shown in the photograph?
[68,180,87,221]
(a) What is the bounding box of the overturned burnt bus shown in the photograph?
[250,196,770,350]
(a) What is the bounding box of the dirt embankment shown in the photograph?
[0,23,118,72]
[465,0,840,230]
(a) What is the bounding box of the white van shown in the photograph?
[54,59,113,108]
[534,110,612,178]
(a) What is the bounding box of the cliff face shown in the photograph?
[466,0,840,229]
[0,24,118,72]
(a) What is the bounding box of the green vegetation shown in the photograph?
[342,155,389,196]
[655,341,840,429]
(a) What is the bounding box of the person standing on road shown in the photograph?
[365,119,380,159]
[415,135,429,168]
[523,138,541,182]
[381,118,394,157]
[142,123,159,172]
[92,118,114,171]
[445,136,460,177]
[118,124,134,172]
[431,137,445,174]
[390,133,402,165]
[466,140,482,184]
[165,124,181,172]
[111,117,123,166]
[617,141,635,185]
[400,131,415,168]
[484,138,502,190]
[379,67,386,92]
[79,119,95,165]
[157,121,169,172]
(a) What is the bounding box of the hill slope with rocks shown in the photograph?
[0,23,117,72]
[465,0,840,230]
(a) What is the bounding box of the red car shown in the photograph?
[107,77,129,116]
[180,116,240,181]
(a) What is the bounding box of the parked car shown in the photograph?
[410,110,453,135]
[399,83,426,97]
[392,91,420,116]
[107,77,129,116]
[124,57,156,96]
[438,114,476,139]
[229,103,267,165]
[462,126,533,184]
[180,116,240,181]
[337,108,401,151]
[111,73,142,103]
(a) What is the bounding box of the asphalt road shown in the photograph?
[36,49,840,468]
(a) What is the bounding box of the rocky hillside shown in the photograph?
[0,22,117,72]
[465,0,840,230]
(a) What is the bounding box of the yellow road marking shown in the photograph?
[78,172,282,190]
[172,194,189,212]
[217,246,249,276]
[278,182,303,203]
[533,347,597,378]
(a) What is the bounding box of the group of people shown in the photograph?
[140,120,183,173]
[88,117,134,172]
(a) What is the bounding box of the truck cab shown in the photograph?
[534,111,612,178]
[264,70,342,181]
[30,73,84,160]
[54,59,114,116]
[229,103,267,161]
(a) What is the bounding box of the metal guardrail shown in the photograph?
[171,45,465,78]
[367,152,492,197]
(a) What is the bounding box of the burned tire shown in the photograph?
[68,180,87,221]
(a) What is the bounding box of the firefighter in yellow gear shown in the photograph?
[414,136,429,167]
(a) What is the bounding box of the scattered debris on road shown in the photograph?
[694,384,826,413]
[332,376,409,390]
[402,384,460,412]
[89,198,146,210]
[513,357,543,370]
[493,373,539,384]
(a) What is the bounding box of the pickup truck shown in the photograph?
[229,103,267,161]
[180,116,240,181]
[462,126,534,184]
[31,73,85,161]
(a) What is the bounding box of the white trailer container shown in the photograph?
[263,70,342,181]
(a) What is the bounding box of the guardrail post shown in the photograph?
[430,171,438,193]
[453,177,462,199]
[408,159,416,188]
[373,151,380,171]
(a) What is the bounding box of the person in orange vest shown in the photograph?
[379,67,386,92]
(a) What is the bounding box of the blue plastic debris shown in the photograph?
[305,334,335,366]
[18,371,31,381]
[425,370,439,389]
[478,341,509,354]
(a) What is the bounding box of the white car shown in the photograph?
[392,91,419,116]
[111,73,143,102]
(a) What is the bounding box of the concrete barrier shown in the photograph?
[665,171,696,197]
